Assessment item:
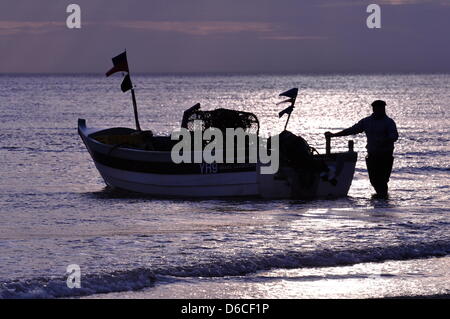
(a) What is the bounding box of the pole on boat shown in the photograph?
[284,111,292,131]
[277,88,298,131]
[326,135,331,155]
[106,50,142,131]
[126,65,141,131]
[130,87,142,131]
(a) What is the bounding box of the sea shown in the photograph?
[0,74,448,299]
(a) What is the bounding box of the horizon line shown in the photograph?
[1,71,450,77]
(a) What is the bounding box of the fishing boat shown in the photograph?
[78,52,357,199]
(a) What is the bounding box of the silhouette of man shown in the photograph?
[325,100,398,197]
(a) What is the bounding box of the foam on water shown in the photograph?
[1,240,449,298]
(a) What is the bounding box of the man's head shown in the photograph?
[371,100,386,116]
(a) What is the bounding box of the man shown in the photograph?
[325,100,398,198]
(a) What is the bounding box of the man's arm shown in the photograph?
[325,120,364,138]
[387,119,398,142]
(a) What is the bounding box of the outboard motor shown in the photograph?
[278,130,327,172]
[279,130,312,167]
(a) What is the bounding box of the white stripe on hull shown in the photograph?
[94,162,259,197]
[316,162,355,197]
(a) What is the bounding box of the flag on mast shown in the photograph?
[105,51,129,77]
[278,105,294,118]
[277,88,298,118]
[106,51,133,93]
[121,74,133,92]
[105,50,141,131]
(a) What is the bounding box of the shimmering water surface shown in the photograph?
[0,74,449,298]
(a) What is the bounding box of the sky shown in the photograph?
[0,0,449,74]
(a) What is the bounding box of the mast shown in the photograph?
[128,68,141,131]
[125,50,141,132]
[130,88,141,131]
[106,50,142,131]
[277,88,298,131]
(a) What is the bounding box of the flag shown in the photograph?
[279,88,298,99]
[278,105,294,118]
[276,98,293,105]
[106,51,129,77]
[120,74,133,92]
[277,88,298,117]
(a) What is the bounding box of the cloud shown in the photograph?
[0,20,277,37]
[260,35,328,41]
[109,21,275,36]
[0,19,324,44]
[107,21,326,42]
[317,0,448,7]
[0,21,64,35]
[379,0,435,4]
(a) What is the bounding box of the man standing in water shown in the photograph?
[325,100,398,198]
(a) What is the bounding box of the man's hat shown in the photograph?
[371,100,386,107]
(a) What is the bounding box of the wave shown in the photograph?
[397,150,449,157]
[0,268,156,299]
[0,146,67,153]
[394,166,450,174]
[355,166,449,174]
[1,240,449,299]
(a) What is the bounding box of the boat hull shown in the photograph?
[94,162,259,197]
[78,119,357,199]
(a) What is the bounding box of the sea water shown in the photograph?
[0,74,448,298]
